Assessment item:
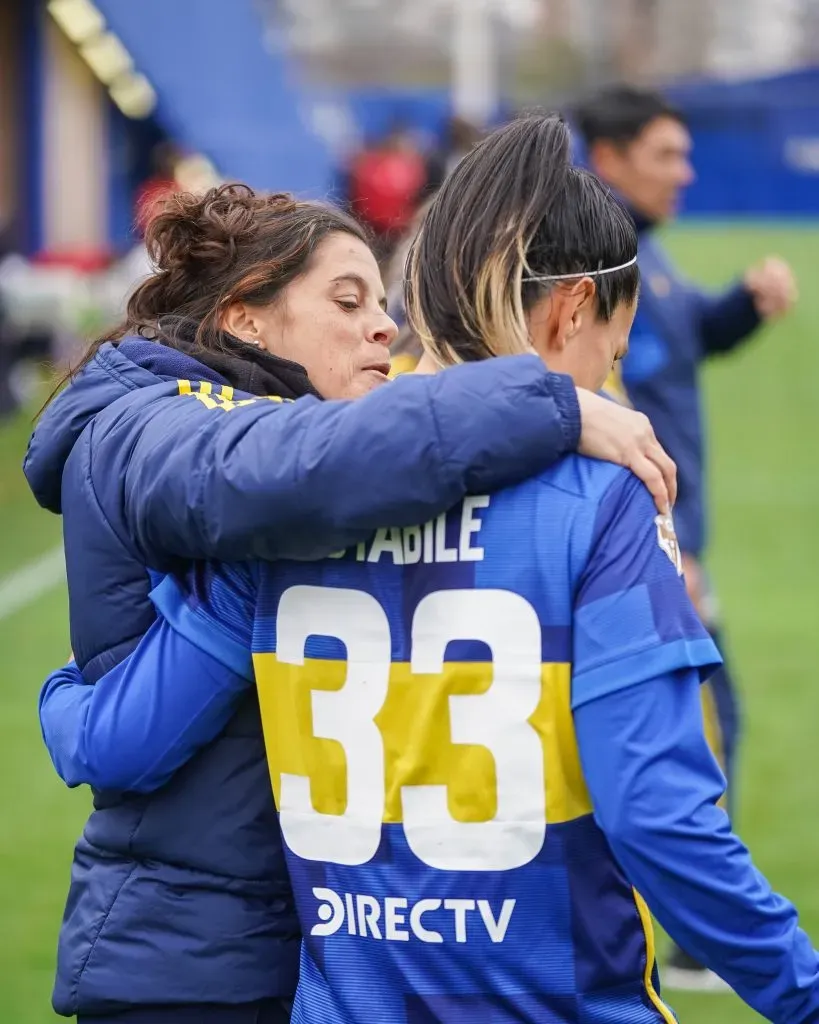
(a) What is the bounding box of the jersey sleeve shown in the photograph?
[150,562,257,680]
[39,621,251,793]
[571,471,722,710]
[575,668,819,1022]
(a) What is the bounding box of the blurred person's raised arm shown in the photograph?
[697,258,797,356]
[696,280,762,356]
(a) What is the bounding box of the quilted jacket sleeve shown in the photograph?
[102,355,580,566]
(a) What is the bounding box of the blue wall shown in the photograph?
[21,0,44,253]
[667,70,819,215]
[340,70,819,217]
[95,0,332,197]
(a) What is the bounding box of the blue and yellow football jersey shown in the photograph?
[172,457,718,1024]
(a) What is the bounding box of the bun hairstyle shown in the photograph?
[406,114,639,367]
[48,183,369,400]
[127,183,368,346]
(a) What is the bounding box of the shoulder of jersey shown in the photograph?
[527,453,628,504]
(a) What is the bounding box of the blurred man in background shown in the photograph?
[574,85,798,992]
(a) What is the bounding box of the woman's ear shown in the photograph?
[220,302,263,346]
[564,278,596,341]
[527,278,598,361]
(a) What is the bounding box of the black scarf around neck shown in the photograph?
[165,322,322,401]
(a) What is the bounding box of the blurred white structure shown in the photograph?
[268,0,818,92]
[269,0,540,88]
[549,0,813,82]
[451,0,496,125]
[707,0,806,78]
[275,0,541,50]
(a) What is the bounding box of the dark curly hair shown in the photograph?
[48,183,369,399]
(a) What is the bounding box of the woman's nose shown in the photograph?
[371,312,398,348]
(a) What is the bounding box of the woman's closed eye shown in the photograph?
[336,297,360,311]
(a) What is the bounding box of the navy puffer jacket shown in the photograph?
[24,337,580,1015]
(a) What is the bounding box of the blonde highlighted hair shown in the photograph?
[406,115,639,368]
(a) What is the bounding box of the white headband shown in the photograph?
[522,255,638,283]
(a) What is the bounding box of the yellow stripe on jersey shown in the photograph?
[254,656,592,826]
[633,889,677,1024]
[390,357,628,403]
[701,681,728,810]
[387,360,629,399]
[603,364,630,406]
[177,379,192,395]
[389,354,420,378]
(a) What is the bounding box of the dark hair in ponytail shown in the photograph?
[45,183,368,405]
[406,114,639,366]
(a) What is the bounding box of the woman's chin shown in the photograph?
[352,369,392,397]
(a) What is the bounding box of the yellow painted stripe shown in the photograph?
[220,384,234,401]
[633,890,677,1024]
[177,379,192,395]
[199,381,213,396]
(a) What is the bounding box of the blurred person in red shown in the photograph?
[134,141,185,236]
[348,122,428,260]
[383,117,483,377]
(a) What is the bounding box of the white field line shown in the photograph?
[0,545,66,622]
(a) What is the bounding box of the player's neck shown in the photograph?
[414,352,442,375]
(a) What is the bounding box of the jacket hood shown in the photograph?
[23,339,228,514]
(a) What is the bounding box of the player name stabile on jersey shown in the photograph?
[329,496,492,566]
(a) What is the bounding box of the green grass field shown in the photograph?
[0,223,817,1022]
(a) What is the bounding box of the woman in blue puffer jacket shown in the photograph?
[28,184,675,1024]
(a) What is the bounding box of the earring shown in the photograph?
[246,337,261,347]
